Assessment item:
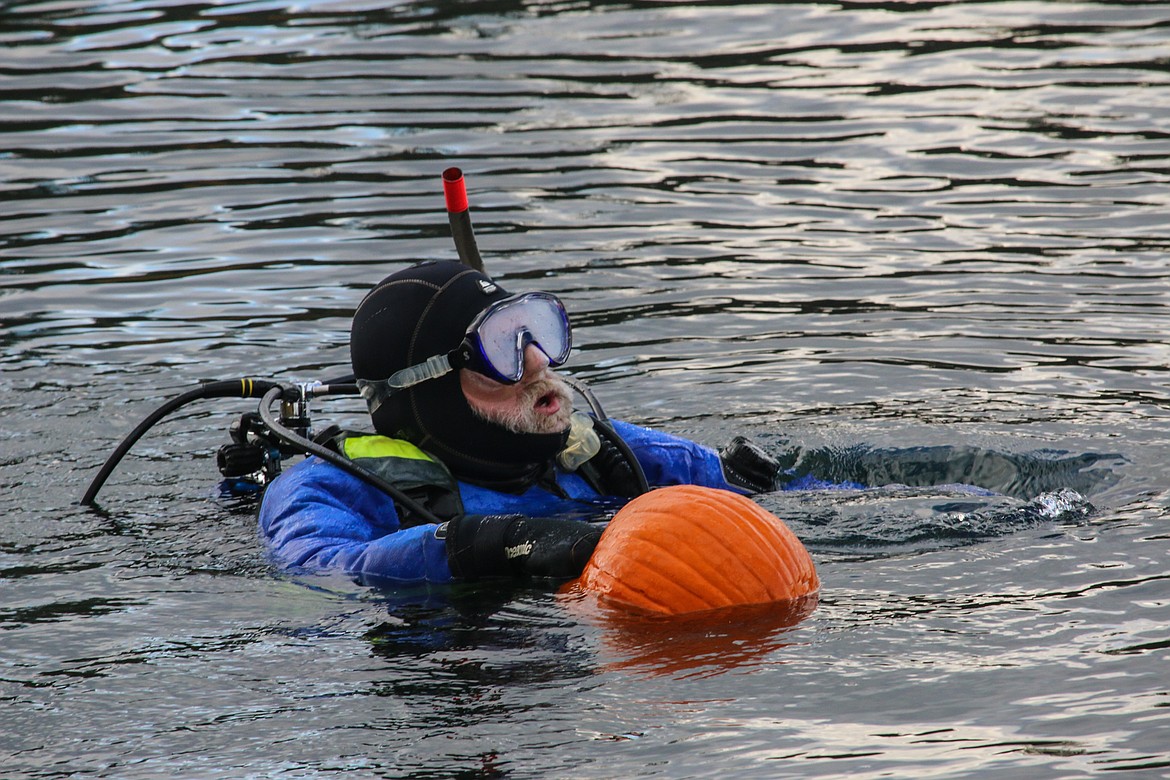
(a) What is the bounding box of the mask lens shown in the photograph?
[472,293,571,382]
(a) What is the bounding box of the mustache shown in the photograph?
[522,375,571,405]
[472,374,573,434]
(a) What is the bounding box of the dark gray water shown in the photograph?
[3,1,1169,777]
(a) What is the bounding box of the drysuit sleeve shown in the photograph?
[606,419,750,493]
[258,457,454,585]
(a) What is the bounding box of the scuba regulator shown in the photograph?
[215,381,319,487]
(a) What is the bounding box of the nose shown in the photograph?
[520,343,550,381]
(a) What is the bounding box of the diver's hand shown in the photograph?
[444,514,602,580]
[719,435,783,493]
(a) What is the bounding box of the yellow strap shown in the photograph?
[343,435,434,462]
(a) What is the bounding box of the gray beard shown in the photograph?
[468,375,574,435]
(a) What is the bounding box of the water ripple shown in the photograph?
[4,1,1170,777]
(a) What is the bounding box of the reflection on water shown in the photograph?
[570,593,820,680]
[3,0,1170,777]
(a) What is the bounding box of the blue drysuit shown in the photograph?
[259,419,765,585]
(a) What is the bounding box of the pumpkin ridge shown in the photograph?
[688,488,813,599]
[738,516,799,597]
[736,501,817,594]
[583,521,715,613]
[627,507,800,608]
[678,496,776,601]
[585,566,678,613]
[620,527,735,611]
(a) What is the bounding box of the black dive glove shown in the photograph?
[444,514,603,580]
[719,435,782,493]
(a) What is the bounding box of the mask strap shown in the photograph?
[356,353,457,414]
[388,353,456,388]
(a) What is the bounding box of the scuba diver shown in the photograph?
[258,259,795,586]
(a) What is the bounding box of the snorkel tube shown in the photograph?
[443,167,485,272]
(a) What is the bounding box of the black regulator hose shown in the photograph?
[256,386,444,526]
[82,379,445,526]
[592,416,651,496]
[562,375,650,496]
[81,378,282,506]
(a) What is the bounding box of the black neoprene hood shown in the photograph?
[350,260,569,486]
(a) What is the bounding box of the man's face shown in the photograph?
[460,344,573,435]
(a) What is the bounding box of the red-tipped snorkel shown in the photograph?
[442,166,486,273]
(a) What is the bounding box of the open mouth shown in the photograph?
[535,390,559,413]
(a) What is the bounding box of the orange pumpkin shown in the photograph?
[575,485,820,616]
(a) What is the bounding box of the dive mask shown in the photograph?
[358,292,572,412]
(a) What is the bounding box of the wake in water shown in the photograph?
[760,485,1094,562]
[754,443,1120,560]
[777,443,1124,499]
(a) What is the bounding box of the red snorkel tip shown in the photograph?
[442,166,470,214]
[442,166,485,272]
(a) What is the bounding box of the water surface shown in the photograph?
[3,1,1169,777]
